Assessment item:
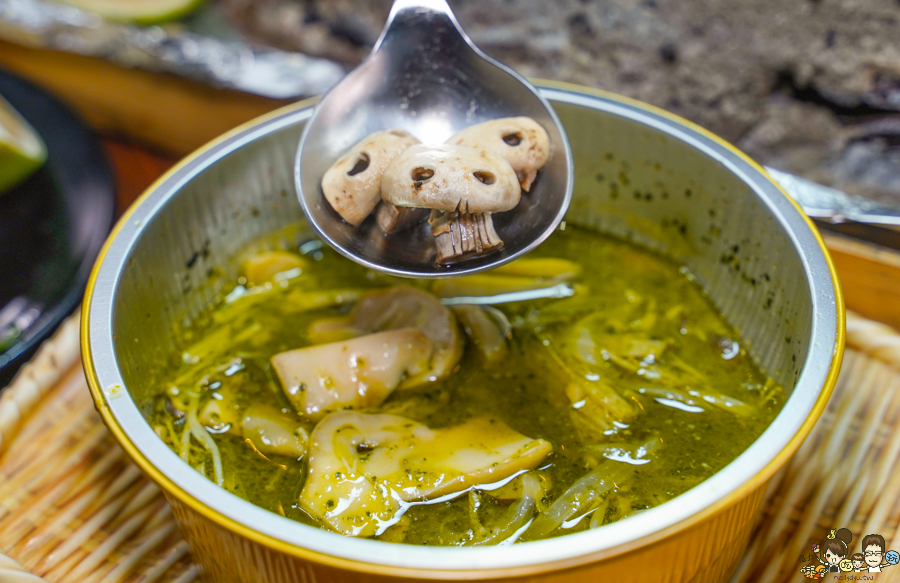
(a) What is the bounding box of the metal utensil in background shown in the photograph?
[295,0,573,278]
[766,167,900,251]
[766,167,900,227]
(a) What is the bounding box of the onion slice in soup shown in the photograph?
[471,473,543,545]
[527,462,635,538]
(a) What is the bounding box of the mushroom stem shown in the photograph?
[430,210,503,264]
[375,202,428,234]
[518,169,538,192]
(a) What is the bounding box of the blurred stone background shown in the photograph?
[218,0,900,206]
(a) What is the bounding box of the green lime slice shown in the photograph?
[0,322,21,352]
[55,0,206,24]
[0,94,47,194]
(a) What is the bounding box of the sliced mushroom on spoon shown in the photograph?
[446,117,550,192]
[321,129,419,227]
[382,144,521,213]
[295,0,573,278]
[380,143,522,263]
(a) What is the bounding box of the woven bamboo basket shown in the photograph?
[1,307,899,583]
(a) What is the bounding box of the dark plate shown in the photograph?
[0,69,116,387]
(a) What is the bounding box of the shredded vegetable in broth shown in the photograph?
[148,224,784,545]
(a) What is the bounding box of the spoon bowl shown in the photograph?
[295,0,573,278]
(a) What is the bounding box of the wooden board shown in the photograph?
[0,41,291,157]
[824,233,900,331]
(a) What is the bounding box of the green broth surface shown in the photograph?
[148,224,784,545]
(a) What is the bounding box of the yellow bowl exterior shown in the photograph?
[81,82,844,583]
[165,484,767,583]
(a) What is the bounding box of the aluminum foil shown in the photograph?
[0,0,346,99]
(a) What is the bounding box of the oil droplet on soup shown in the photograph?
[147,224,784,545]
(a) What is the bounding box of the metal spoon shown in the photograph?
[295,0,573,278]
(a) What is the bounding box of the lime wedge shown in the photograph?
[0,95,47,194]
[55,0,206,24]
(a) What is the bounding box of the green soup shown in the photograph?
[147,224,783,545]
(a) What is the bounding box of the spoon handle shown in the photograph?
[388,0,454,14]
[376,0,466,52]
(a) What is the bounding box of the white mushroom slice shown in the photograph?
[450,304,509,361]
[271,328,433,421]
[300,410,553,537]
[241,404,309,459]
[374,201,428,234]
[381,143,521,214]
[322,129,419,226]
[308,286,463,386]
[447,117,550,191]
[429,210,503,264]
